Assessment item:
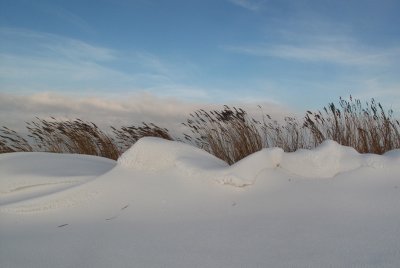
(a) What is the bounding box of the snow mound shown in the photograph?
[213,147,283,186]
[280,140,362,178]
[117,137,283,187]
[117,138,400,186]
[1,139,400,267]
[280,140,400,178]
[118,137,228,171]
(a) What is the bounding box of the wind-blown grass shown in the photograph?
[111,122,172,152]
[1,97,399,164]
[260,114,311,152]
[304,97,400,154]
[183,106,263,164]
[24,117,120,160]
[0,126,33,153]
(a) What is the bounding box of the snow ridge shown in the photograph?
[2,138,399,214]
[117,137,400,186]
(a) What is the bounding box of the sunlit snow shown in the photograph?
[1,138,400,267]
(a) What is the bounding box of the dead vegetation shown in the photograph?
[304,96,400,154]
[1,97,399,164]
[25,117,120,160]
[111,122,172,152]
[183,106,263,164]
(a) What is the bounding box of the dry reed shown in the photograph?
[111,122,172,152]
[1,97,399,163]
[25,117,119,160]
[304,96,400,154]
[0,126,33,153]
[183,106,263,164]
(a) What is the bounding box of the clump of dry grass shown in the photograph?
[0,126,33,153]
[1,96,399,163]
[111,122,173,152]
[0,118,173,159]
[25,117,120,160]
[261,115,311,152]
[182,97,399,163]
[304,96,400,154]
[183,106,263,164]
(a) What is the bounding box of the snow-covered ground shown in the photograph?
[1,137,400,267]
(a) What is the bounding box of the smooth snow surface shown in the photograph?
[1,138,400,268]
[0,152,115,208]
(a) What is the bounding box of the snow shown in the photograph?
[1,137,400,267]
[0,152,115,207]
[118,137,228,171]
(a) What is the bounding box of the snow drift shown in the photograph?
[118,137,399,185]
[1,137,400,268]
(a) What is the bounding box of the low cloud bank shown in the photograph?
[0,92,292,136]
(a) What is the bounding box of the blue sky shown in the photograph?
[1,0,400,112]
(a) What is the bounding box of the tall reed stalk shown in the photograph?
[183,106,263,164]
[1,97,399,163]
[304,97,400,154]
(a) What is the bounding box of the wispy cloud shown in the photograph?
[42,39,116,62]
[0,28,205,99]
[0,51,136,93]
[225,35,400,66]
[0,28,117,62]
[0,27,116,62]
[227,0,265,11]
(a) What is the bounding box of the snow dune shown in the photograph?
[1,137,400,267]
[119,137,399,185]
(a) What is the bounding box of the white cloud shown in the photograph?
[0,92,292,136]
